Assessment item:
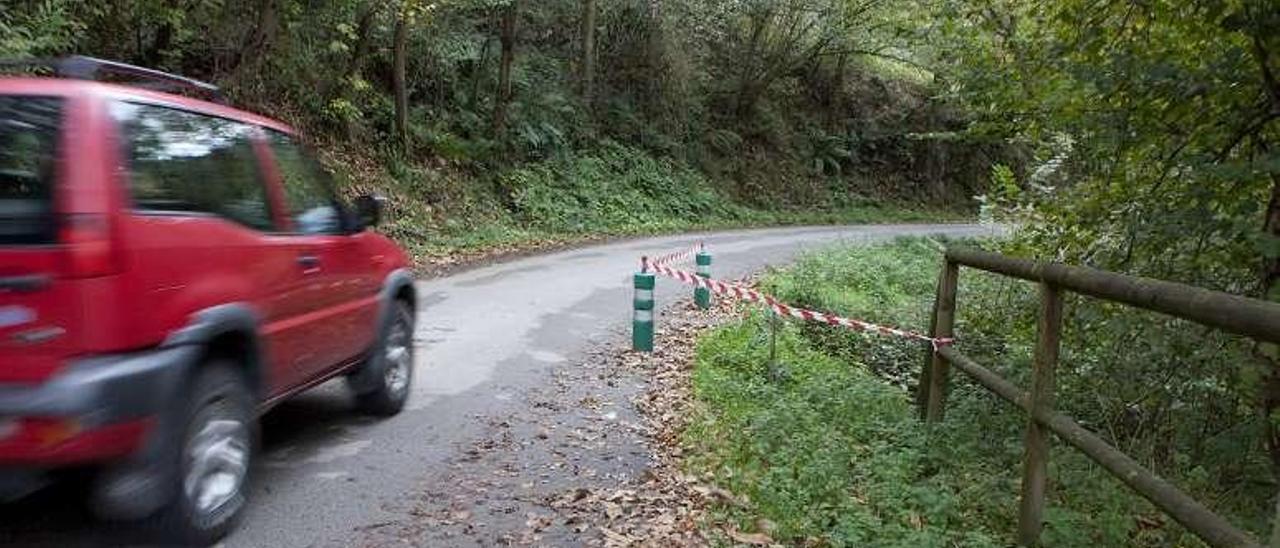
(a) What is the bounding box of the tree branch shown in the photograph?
[831,49,933,73]
[1216,108,1280,163]
[1252,34,1280,109]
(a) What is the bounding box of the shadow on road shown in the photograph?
[0,387,359,547]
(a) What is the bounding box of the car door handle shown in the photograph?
[0,274,51,294]
[296,255,321,271]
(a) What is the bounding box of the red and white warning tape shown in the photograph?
[649,242,703,268]
[641,254,953,351]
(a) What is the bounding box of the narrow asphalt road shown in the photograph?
[0,223,994,547]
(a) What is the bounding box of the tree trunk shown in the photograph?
[346,3,381,81]
[1260,174,1280,482]
[1248,22,1280,484]
[493,1,518,135]
[393,12,410,151]
[147,0,179,68]
[647,0,662,61]
[827,50,847,128]
[149,22,174,68]
[239,0,279,72]
[930,106,948,199]
[579,0,597,104]
[833,50,846,105]
[470,35,492,113]
[638,0,663,111]
[336,3,381,140]
[735,10,769,118]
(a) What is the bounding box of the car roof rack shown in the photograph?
[0,55,228,104]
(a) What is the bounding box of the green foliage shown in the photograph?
[808,132,852,176]
[343,139,958,264]
[687,239,1274,546]
[924,0,1280,504]
[0,0,83,57]
[762,237,939,386]
[929,0,1279,288]
[1,0,986,215]
[497,142,749,233]
[689,317,1003,547]
[0,0,992,275]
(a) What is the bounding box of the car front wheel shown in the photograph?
[353,301,414,416]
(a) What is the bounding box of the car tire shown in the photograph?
[353,301,415,417]
[149,361,255,546]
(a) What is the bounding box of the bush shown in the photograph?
[496,142,749,233]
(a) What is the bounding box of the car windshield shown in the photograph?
[0,96,61,245]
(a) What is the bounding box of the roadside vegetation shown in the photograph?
[685,238,1273,546]
[2,1,991,267]
[3,0,1274,276]
[371,142,963,265]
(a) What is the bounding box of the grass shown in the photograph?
[682,238,1272,547]
[688,316,1005,547]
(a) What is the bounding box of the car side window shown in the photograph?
[112,101,274,232]
[265,132,343,235]
[0,96,61,245]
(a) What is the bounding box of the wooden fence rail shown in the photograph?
[917,245,1280,548]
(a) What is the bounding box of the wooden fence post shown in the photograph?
[1270,494,1279,548]
[921,259,959,422]
[1017,282,1064,545]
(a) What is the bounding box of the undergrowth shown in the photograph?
[684,238,1273,547]
[334,144,964,268]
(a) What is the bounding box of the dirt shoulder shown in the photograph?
[352,298,739,547]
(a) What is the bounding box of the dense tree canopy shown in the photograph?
[937,0,1279,289]
[1,0,992,204]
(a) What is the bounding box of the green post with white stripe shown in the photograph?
[695,249,712,310]
[633,269,655,352]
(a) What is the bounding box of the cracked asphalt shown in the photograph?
[0,224,994,547]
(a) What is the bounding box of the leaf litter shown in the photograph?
[352,291,769,547]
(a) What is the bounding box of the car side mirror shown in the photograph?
[354,194,385,229]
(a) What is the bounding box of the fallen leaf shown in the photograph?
[755,518,777,535]
[728,528,773,546]
[600,526,635,546]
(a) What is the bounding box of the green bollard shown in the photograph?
[695,249,712,310]
[633,270,655,352]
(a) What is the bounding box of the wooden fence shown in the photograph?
[916,246,1280,548]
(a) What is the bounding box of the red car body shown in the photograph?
[0,66,416,541]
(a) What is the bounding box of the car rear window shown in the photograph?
[0,96,61,245]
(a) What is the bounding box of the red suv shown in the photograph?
[0,57,416,544]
